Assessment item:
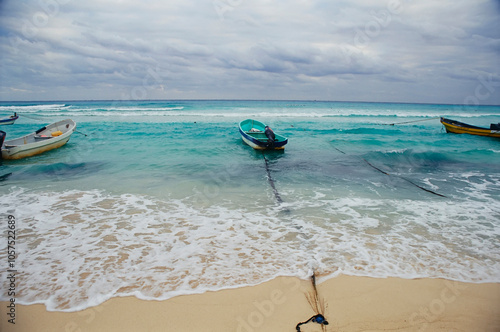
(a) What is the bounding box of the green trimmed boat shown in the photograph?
[239,119,288,150]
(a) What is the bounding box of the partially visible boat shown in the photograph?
[239,119,288,150]
[0,114,19,125]
[0,119,76,160]
[440,117,500,138]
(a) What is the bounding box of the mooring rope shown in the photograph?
[296,273,329,331]
[262,152,283,204]
[296,314,328,331]
[384,117,440,126]
[259,154,329,329]
[334,146,446,198]
[16,113,88,137]
[15,113,46,122]
[362,158,446,198]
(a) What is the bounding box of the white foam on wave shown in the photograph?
[3,101,497,121]
[0,185,499,312]
[0,188,312,311]
[289,192,500,281]
[0,104,69,113]
[92,106,185,112]
[15,111,466,120]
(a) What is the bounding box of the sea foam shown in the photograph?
[1,184,499,311]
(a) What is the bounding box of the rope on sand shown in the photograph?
[296,273,329,331]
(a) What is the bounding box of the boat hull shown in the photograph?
[0,116,19,125]
[1,119,76,160]
[1,136,72,159]
[440,117,500,138]
[239,119,288,150]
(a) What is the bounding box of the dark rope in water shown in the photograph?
[384,117,440,126]
[262,152,283,204]
[334,147,346,155]
[335,147,447,198]
[16,113,43,121]
[362,158,446,198]
[361,158,390,176]
[0,172,13,181]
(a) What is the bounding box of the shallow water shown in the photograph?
[1,100,499,311]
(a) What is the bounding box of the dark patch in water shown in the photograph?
[0,172,12,182]
[33,162,105,179]
[1,162,106,182]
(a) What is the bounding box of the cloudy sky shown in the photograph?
[1,0,499,104]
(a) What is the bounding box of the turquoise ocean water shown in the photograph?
[1,100,499,311]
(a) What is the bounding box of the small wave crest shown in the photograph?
[0,104,70,114]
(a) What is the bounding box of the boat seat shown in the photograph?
[35,135,53,140]
[491,123,500,130]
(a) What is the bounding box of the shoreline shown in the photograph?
[2,275,499,332]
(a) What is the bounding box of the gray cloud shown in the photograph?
[0,0,499,104]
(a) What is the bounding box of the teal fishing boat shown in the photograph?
[239,119,288,150]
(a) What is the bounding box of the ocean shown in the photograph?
[1,100,499,311]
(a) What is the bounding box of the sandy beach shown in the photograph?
[2,275,499,332]
[2,0,500,328]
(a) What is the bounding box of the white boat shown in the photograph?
[0,114,19,125]
[0,119,76,160]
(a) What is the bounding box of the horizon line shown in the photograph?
[0,99,499,107]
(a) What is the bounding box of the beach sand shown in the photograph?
[2,275,499,332]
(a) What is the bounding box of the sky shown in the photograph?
[0,0,499,104]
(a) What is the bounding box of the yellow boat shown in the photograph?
[440,117,500,138]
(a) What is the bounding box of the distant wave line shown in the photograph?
[12,111,500,119]
[0,104,69,111]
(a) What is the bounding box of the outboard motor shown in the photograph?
[0,131,6,160]
[264,126,275,148]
